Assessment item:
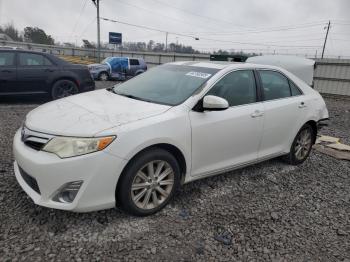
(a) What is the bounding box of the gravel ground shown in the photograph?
[0,83,349,261]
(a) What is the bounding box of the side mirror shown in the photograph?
[202,95,229,111]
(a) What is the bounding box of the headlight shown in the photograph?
[42,136,115,158]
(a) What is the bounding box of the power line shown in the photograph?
[101,17,199,40]
[101,16,322,48]
[195,36,322,48]
[77,17,97,39]
[115,0,219,32]
[148,0,254,30]
[69,0,89,41]
[331,38,350,42]
[181,23,327,36]
[152,0,327,32]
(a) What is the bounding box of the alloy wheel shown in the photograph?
[100,73,108,81]
[131,160,175,210]
[294,128,312,160]
[52,81,78,99]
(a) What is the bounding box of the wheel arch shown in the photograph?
[135,69,144,76]
[115,143,188,200]
[98,70,110,77]
[285,118,318,154]
[51,76,79,89]
[304,120,317,144]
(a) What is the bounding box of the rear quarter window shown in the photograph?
[290,81,303,96]
[130,59,140,66]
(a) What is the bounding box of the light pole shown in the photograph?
[165,33,199,52]
[92,0,101,62]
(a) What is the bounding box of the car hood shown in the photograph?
[88,63,108,69]
[25,89,171,137]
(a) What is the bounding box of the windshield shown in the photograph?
[101,57,113,64]
[112,64,219,106]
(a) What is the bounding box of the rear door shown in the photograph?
[16,52,56,93]
[0,51,17,94]
[257,69,306,159]
[190,70,264,177]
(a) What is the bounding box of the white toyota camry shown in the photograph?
[13,60,329,216]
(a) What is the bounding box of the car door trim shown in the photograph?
[187,151,286,181]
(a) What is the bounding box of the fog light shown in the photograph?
[53,181,83,203]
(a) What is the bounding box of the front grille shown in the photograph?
[21,126,51,151]
[19,166,41,195]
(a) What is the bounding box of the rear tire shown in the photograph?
[116,148,180,216]
[285,123,314,165]
[51,79,78,100]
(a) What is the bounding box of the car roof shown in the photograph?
[0,49,69,65]
[106,56,143,59]
[169,60,282,71]
[0,49,51,55]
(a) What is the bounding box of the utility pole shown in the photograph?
[92,0,101,62]
[321,21,331,59]
[165,32,168,52]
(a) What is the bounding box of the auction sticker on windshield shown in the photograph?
[186,71,212,79]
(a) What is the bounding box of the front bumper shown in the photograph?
[89,71,103,80]
[80,79,95,92]
[13,129,127,212]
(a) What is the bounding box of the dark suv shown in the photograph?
[0,50,95,100]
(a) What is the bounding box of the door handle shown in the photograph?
[251,110,264,118]
[298,102,307,108]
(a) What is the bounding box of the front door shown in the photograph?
[190,70,264,177]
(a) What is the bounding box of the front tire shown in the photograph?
[116,148,180,216]
[285,124,314,165]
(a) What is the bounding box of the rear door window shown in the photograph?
[19,53,53,66]
[0,52,15,66]
[130,59,140,66]
[259,70,291,101]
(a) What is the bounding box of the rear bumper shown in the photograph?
[90,72,99,80]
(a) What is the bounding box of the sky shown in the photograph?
[1,0,350,58]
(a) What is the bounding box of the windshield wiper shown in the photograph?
[106,87,117,93]
[113,90,152,103]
